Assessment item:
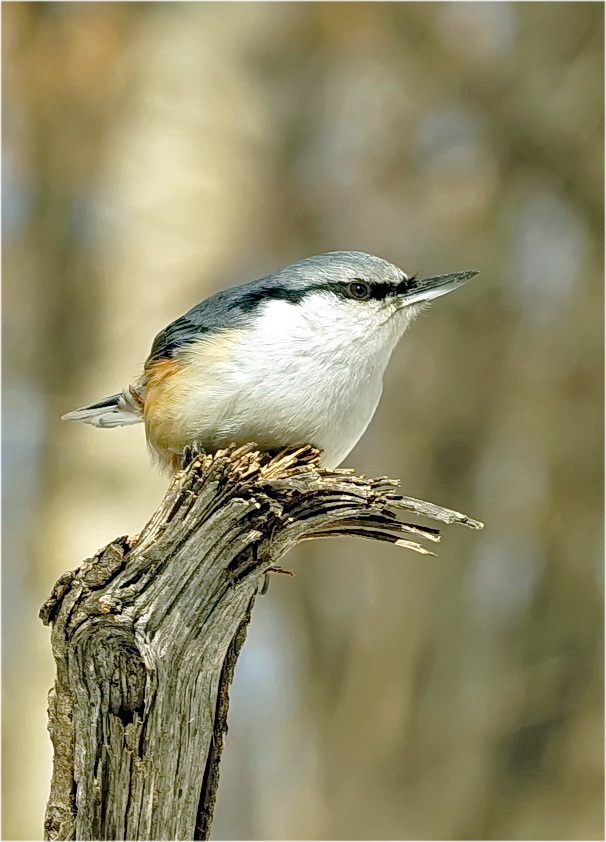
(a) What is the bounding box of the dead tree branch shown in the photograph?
[40,444,483,841]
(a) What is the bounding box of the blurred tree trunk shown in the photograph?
[4,3,603,841]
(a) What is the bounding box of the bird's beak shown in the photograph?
[398,269,479,305]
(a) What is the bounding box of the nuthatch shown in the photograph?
[63,252,477,472]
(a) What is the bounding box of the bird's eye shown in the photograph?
[348,281,371,300]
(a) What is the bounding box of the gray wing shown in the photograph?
[146,272,307,362]
[147,286,253,362]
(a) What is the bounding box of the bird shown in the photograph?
[62,251,477,473]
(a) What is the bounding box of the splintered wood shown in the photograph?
[40,444,482,841]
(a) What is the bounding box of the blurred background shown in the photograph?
[3,3,603,839]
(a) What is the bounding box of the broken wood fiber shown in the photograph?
[40,443,483,841]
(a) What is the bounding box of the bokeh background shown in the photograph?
[3,3,603,840]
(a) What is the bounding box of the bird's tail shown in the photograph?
[62,388,143,428]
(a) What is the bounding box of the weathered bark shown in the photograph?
[40,444,482,841]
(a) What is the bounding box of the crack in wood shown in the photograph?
[41,443,483,840]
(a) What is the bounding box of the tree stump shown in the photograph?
[40,444,483,841]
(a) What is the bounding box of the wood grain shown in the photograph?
[40,444,482,841]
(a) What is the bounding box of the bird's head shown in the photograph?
[237,252,478,350]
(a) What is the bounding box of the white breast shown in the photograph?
[177,295,415,467]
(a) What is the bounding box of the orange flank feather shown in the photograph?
[141,330,241,472]
[143,357,189,470]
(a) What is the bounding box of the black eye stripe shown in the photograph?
[227,277,417,315]
[367,283,396,300]
[319,280,407,301]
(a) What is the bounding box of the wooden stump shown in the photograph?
[40,444,483,840]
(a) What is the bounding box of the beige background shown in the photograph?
[3,3,603,839]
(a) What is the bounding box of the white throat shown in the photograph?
[218,295,421,466]
[172,294,422,469]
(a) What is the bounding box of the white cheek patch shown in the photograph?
[259,294,377,346]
